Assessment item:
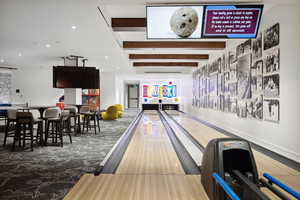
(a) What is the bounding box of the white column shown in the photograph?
[64,88,82,105]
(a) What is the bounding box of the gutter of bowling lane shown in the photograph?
[164,111,205,153]
[158,110,200,174]
[94,111,144,175]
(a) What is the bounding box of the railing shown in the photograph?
[212,173,240,200]
[263,173,300,199]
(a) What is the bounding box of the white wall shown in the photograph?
[100,72,117,109]
[11,66,63,105]
[185,5,300,163]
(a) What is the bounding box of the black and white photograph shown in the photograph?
[237,54,252,100]
[208,96,218,110]
[218,95,225,111]
[204,95,209,108]
[252,32,262,61]
[222,53,229,72]
[264,23,280,50]
[0,72,12,104]
[229,83,237,97]
[208,74,218,96]
[229,63,237,82]
[237,100,247,118]
[251,60,263,96]
[263,74,280,98]
[224,72,230,82]
[246,95,263,120]
[243,39,252,54]
[229,51,237,65]
[209,59,220,75]
[217,57,222,73]
[263,99,280,122]
[236,43,244,58]
[224,95,230,112]
[229,98,238,114]
[218,74,225,94]
[264,48,280,74]
[236,39,252,58]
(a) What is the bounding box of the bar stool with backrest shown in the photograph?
[79,105,90,133]
[64,105,81,134]
[89,106,100,134]
[58,110,72,147]
[79,105,99,134]
[3,109,17,147]
[44,108,72,147]
[12,112,43,151]
[44,107,61,145]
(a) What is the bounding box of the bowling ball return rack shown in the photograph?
[201,138,300,200]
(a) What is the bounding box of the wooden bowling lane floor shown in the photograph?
[64,174,209,200]
[116,110,185,174]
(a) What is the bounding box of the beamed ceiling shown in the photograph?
[0,0,298,73]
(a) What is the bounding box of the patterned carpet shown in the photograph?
[0,109,138,200]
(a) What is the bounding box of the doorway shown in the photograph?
[127,84,139,108]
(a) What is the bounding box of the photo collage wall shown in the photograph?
[0,72,12,104]
[192,23,280,123]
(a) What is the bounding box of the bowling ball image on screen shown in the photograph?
[170,7,198,38]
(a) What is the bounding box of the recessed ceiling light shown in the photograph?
[71,25,77,30]
[0,59,4,63]
[18,53,22,57]
[45,44,51,48]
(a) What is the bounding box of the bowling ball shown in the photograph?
[170,7,198,38]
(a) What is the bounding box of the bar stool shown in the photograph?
[44,107,61,145]
[12,112,43,151]
[80,106,99,134]
[80,106,90,133]
[64,105,81,134]
[44,108,72,147]
[58,110,72,147]
[3,109,17,147]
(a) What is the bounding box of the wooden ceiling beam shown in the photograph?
[111,18,146,31]
[133,62,198,67]
[123,41,226,49]
[129,54,209,60]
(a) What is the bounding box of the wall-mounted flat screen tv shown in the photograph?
[202,5,264,38]
[147,5,204,39]
[53,66,99,89]
[146,5,263,39]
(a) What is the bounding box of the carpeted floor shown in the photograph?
[0,109,138,200]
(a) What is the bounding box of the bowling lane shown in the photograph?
[64,174,209,200]
[165,110,300,177]
[116,110,185,174]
